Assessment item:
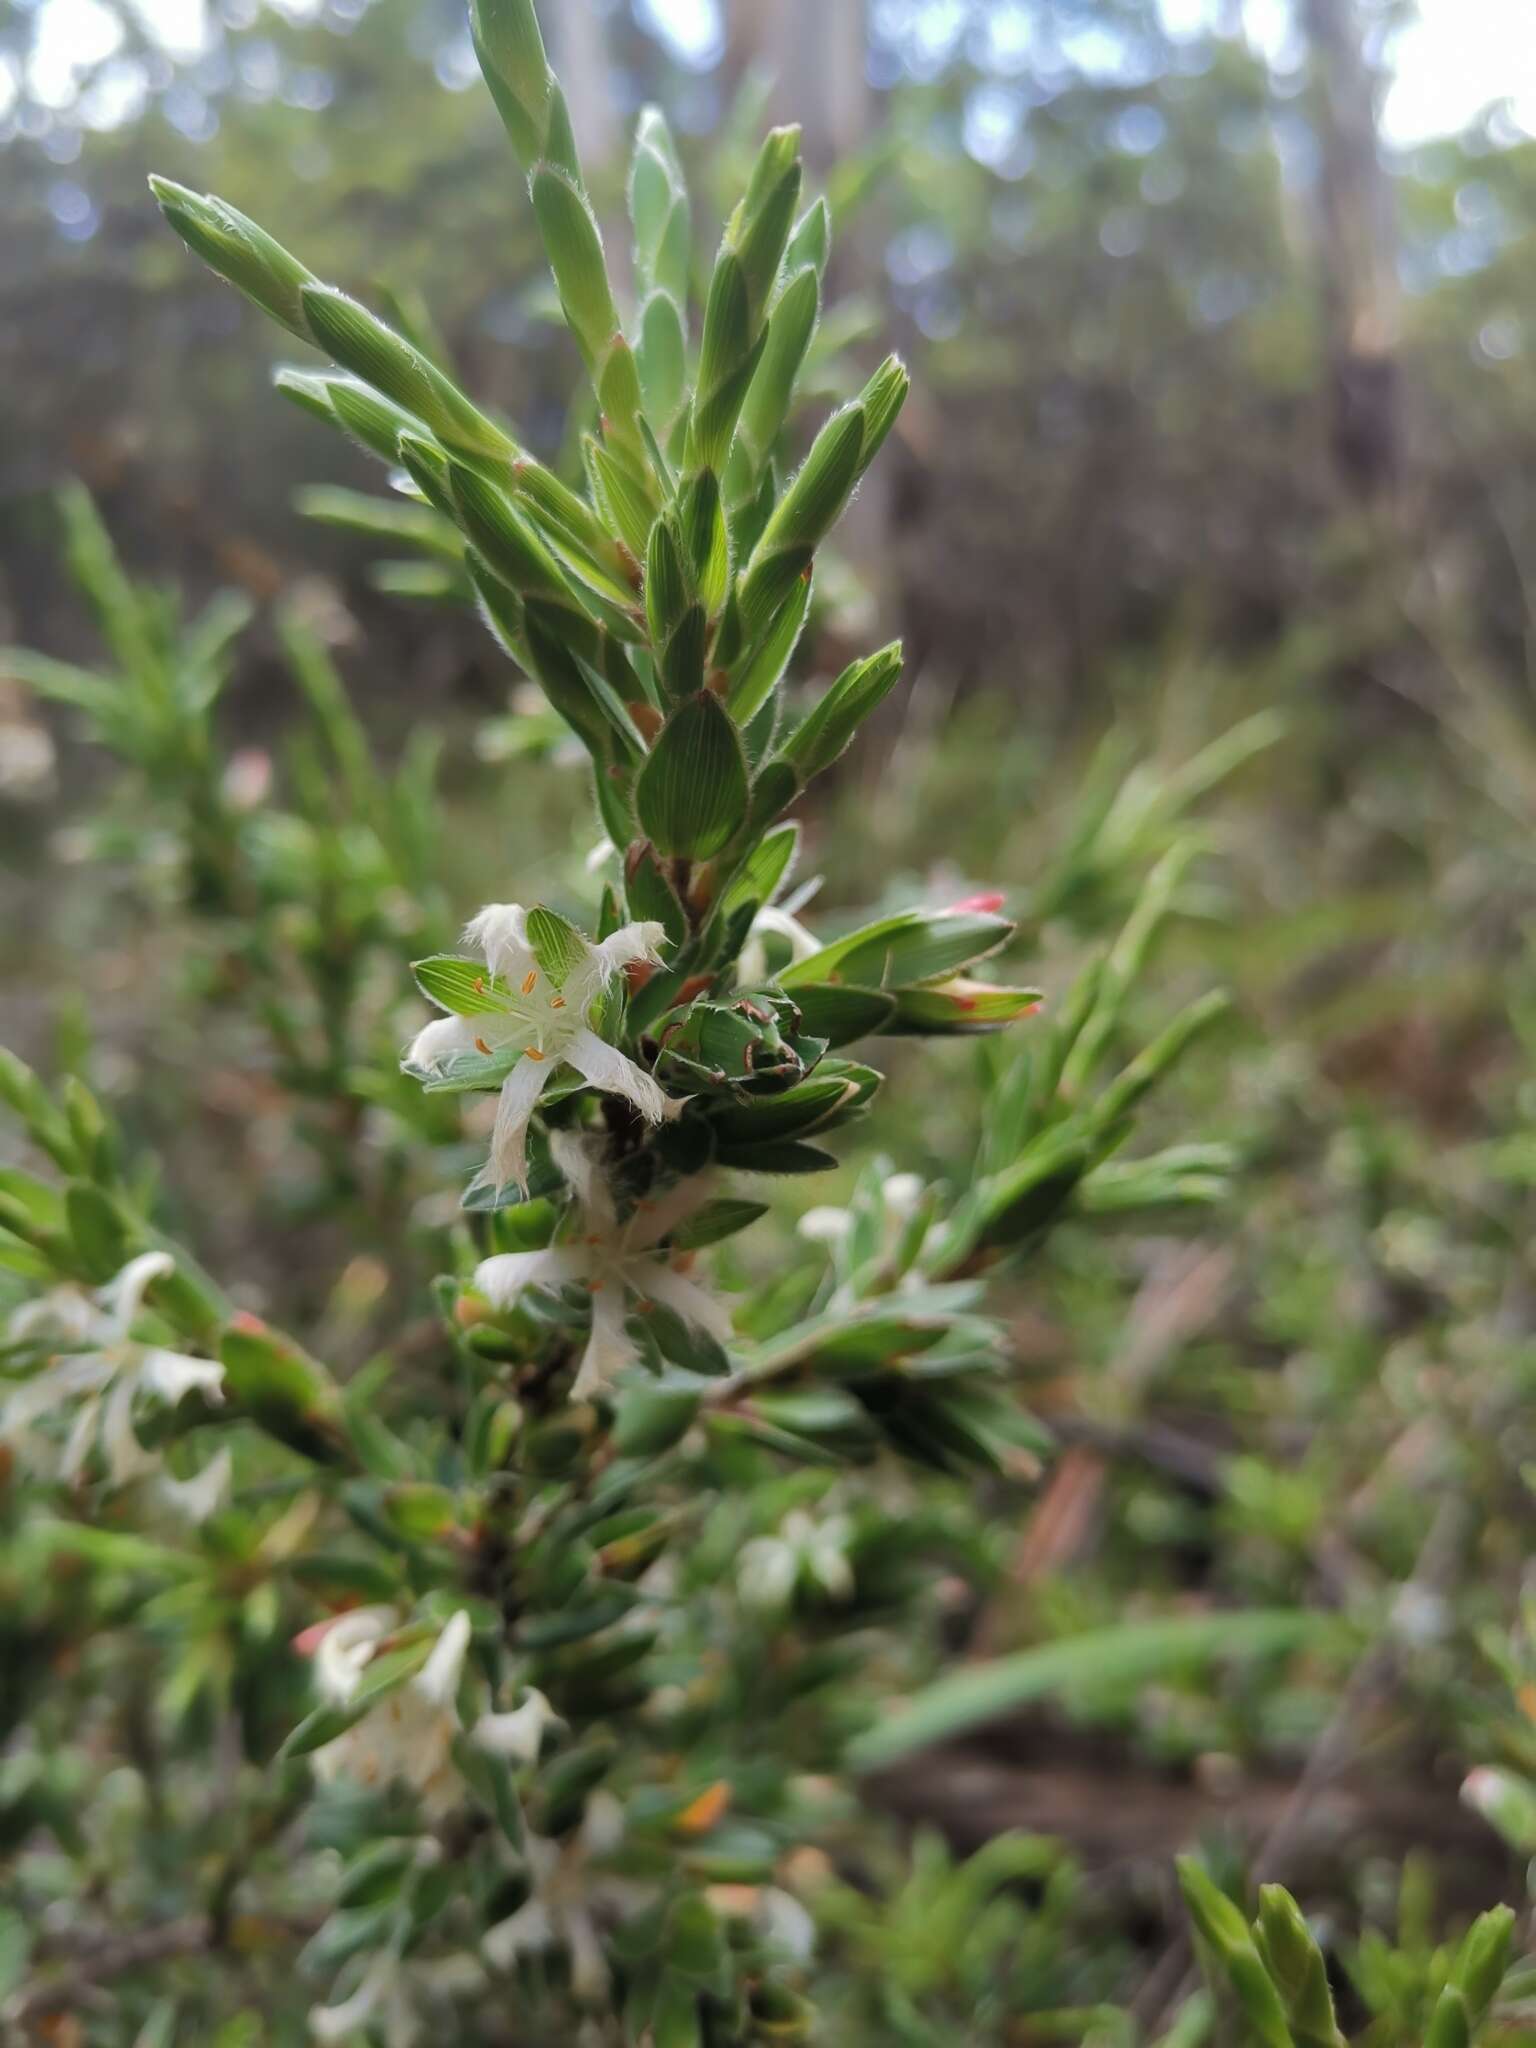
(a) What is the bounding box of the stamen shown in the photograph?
[475,1037,492,1056]
[521,970,538,995]
[472,975,485,995]
[551,996,567,1010]
[524,1046,547,1062]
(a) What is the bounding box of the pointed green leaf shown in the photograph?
[525,907,589,990]
[532,165,619,368]
[413,956,514,1017]
[778,641,904,777]
[636,693,748,859]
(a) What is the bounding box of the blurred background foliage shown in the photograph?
[9,0,1536,2038]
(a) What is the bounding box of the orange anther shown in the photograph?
[675,1781,732,1835]
[522,970,539,995]
[525,1047,547,1062]
[475,1037,493,1056]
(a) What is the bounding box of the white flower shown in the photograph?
[475,1685,560,1766]
[797,1206,853,1246]
[308,1607,473,1817]
[483,1792,645,2004]
[404,904,678,1197]
[739,1510,855,1610]
[737,901,820,989]
[310,1950,419,2047]
[474,1134,730,1398]
[306,1608,554,1815]
[1,1252,224,1488]
[159,1445,233,1523]
[308,1943,487,2047]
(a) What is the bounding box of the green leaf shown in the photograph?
[736,264,821,476]
[532,164,620,369]
[782,906,1013,991]
[727,574,811,724]
[637,291,688,427]
[413,956,513,1017]
[150,176,315,338]
[680,468,731,616]
[666,1198,770,1250]
[708,1076,852,1144]
[1179,1861,1295,2048]
[468,0,553,166]
[754,402,865,555]
[722,822,799,920]
[586,437,655,562]
[789,984,898,1047]
[219,1323,348,1464]
[525,906,590,990]
[718,1139,837,1175]
[849,1612,1340,1770]
[279,1698,366,1761]
[65,1182,132,1282]
[625,845,689,951]
[885,980,1043,1035]
[612,1382,701,1457]
[1254,1887,1345,2048]
[299,285,511,465]
[778,641,905,778]
[636,692,748,859]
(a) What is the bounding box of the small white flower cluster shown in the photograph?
[405,904,679,1197]
[474,1131,730,1398]
[738,1508,856,1611]
[2,1251,227,1505]
[304,1606,558,1818]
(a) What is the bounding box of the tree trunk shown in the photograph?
[728,0,870,174]
[1301,0,1402,504]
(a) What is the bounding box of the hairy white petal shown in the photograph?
[590,921,667,981]
[625,1173,714,1253]
[798,1205,851,1244]
[739,1536,798,1609]
[757,1887,817,1963]
[564,919,666,1015]
[572,1287,637,1400]
[102,1249,176,1339]
[547,1128,615,1231]
[565,1908,610,2002]
[160,1447,233,1523]
[465,902,533,982]
[313,1607,396,1705]
[483,1897,555,1970]
[138,1346,225,1405]
[60,1392,104,1484]
[474,1246,585,1310]
[641,1264,732,1346]
[564,1029,673,1126]
[417,1609,472,1708]
[480,1055,553,1196]
[404,1014,479,1073]
[2,1351,114,1436]
[580,1788,626,1857]
[475,1687,558,1765]
[309,1952,409,2044]
[8,1285,103,1347]
[99,1371,156,1486]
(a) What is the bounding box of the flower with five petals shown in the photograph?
[404,904,677,1196]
